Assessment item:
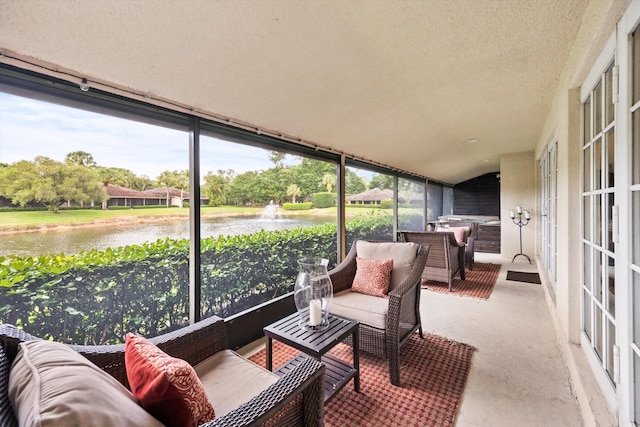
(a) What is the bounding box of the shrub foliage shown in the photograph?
[0,214,395,345]
[281,202,313,210]
[312,192,336,208]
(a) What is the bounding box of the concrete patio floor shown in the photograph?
[424,252,583,427]
[239,252,591,426]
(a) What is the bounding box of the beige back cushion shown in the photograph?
[356,241,418,290]
[9,340,163,427]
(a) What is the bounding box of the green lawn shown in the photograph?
[0,206,262,230]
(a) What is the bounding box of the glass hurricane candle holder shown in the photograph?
[293,257,333,331]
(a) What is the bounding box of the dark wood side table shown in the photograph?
[263,312,359,402]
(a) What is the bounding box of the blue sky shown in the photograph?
[0,92,373,181]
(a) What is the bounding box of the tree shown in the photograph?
[0,156,107,212]
[286,184,301,203]
[268,151,286,168]
[156,170,175,208]
[96,166,139,189]
[225,171,263,205]
[369,174,394,191]
[260,167,288,204]
[216,169,236,182]
[174,170,189,206]
[321,173,336,192]
[65,151,96,167]
[203,172,228,207]
[62,164,109,208]
[290,159,335,201]
[345,169,367,195]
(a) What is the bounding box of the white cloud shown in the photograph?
[1,92,375,181]
[0,93,285,179]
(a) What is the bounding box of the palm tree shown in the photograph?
[65,151,96,167]
[286,184,301,203]
[175,170,189,207]
[157,171,173,208]
[322,173,336,192]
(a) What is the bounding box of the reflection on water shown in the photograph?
[0,215,330,257]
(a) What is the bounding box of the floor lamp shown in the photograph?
[510,206,531,263]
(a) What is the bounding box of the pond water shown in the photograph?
[0,215,331,257]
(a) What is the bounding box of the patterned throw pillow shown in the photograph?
[125,334,215,427]
[351,257,394,297]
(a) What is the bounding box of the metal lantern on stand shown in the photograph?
[293,257,333,331]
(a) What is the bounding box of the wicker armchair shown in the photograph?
[0,316,325,427]
[400,231,466,291]
[433,221,478,270]
[328,240,429,386]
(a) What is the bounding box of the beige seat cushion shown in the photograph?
[9,340,163,427]
[356,241,417,290]
[330,289,389,329]
[195,349,279,417]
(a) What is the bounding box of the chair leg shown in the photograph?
[389,344,401,386]
[418,324,424,339]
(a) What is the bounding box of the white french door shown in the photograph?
[539,140,557,290]
[628,8,640,425]
[580,2,639,423]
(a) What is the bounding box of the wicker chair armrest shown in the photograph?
[70,316,229,388]
[445,232,461,247]
[467,236,475,252]
[0,324,41,363]
[149,315,228,366]
[388,244,429,299]
[202,357,325,427]
[387,244,429,326]
[328,241,358,293]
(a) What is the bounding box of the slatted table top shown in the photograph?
[264,312,358,357]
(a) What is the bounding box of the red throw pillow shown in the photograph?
[125,334,215,427]
[352,257,394,297]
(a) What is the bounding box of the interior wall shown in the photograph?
[499,152,536,260]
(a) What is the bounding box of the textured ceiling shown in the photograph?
[0,0,588,184]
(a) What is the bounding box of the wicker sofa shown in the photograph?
[0,316,325,427]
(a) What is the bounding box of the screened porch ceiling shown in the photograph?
[0,0,593,184]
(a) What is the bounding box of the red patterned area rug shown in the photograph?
[422,262,501,299]
[249,334,475,427]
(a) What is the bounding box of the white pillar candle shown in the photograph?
[309,299,322,326]
[524,210,531,220]
[517,205,523,214]
[509,210,515,219]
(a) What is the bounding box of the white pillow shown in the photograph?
[9,340,164,427]
[355,241,418,290]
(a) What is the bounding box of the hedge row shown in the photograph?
[282,202,313,210]
[0,213,400,345]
